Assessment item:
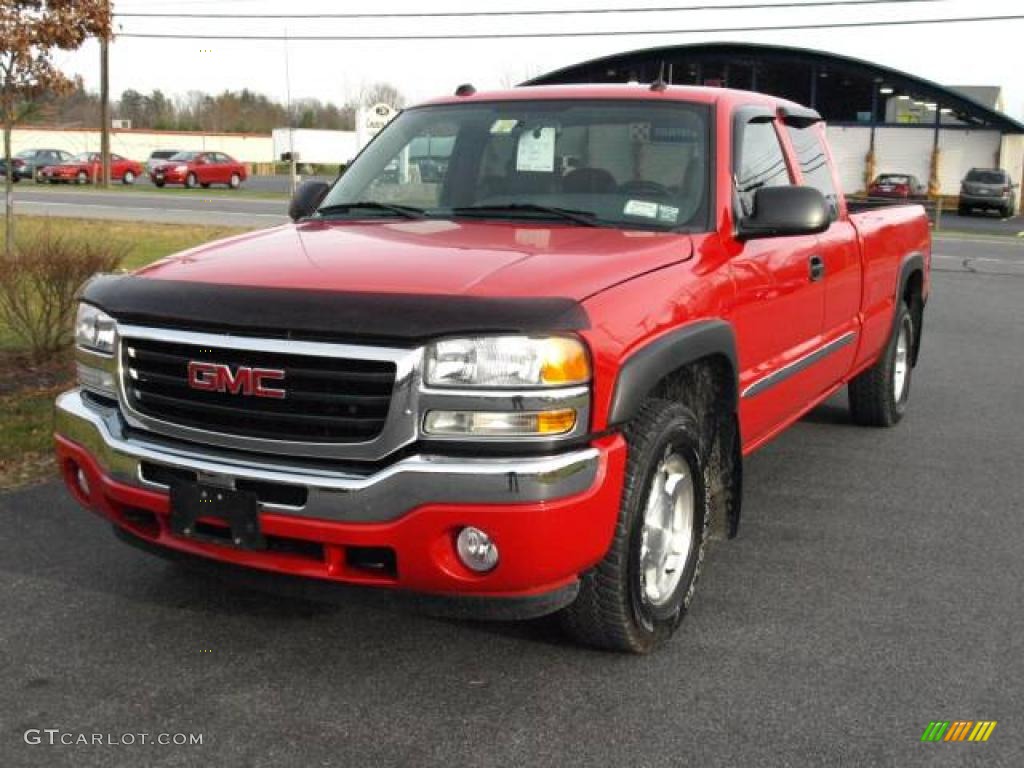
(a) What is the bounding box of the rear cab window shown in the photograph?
[965,170,1007,184]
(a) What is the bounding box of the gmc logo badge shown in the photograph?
[187,361,286,399]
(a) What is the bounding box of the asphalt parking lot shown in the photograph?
[1,238,1022,767]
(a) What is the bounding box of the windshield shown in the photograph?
[965,170,1005,184]
[318,99,711,230]
[170,152,198,161]
[16,150,35,159]
[877,175,909,184]
[152,151,178,159]
[71,153,94,162]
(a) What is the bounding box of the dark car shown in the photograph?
[0,149,73,182]
[959,168,1017,217]
[868,173,927,200]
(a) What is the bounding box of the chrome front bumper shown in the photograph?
[55,389,602,523]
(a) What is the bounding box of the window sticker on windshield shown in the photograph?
[516,127,556,172]
[490,119,519,134]
[624,199,659,218]
[658,204,680,222]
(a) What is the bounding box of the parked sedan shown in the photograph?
[959,168,1017,217]
[868,173,928,200]
[0,149,73,182]
[150,151,248,189]
[37,152,144,185]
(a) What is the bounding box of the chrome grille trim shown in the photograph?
[116,324,422,462]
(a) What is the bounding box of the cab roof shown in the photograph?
[416,83,797,111]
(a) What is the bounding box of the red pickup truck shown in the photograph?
[57,84,930,652]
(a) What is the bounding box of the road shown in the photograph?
[1,238,1023,767]
[3,186,291,228]
[5,183,1024,235]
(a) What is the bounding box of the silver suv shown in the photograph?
[959,168,1017,218]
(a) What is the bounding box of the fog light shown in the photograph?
[456,527,499,573]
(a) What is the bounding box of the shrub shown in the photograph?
[0,222,129,362]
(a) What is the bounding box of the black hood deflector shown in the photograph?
[80,275,589,344]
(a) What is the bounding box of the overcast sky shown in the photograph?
[56,0,1021,119]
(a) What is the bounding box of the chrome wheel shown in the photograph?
[893,318,911,403]
[639,449,695,607]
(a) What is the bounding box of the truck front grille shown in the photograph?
[121,337,396,443]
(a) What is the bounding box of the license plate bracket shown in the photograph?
[169,482,264,549]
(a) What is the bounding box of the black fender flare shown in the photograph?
[896,251,925,305]
[896,251,926,365]
[606,319,739,427]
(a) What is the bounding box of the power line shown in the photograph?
[114,0,951,20]
[114,14,1024,40]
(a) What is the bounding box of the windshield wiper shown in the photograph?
[317,201,427,220]
[450,203,603,228]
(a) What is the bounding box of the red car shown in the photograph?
[58,84,930,652]
[38,152,143,185]
[150,151,248,189]
[868,173,928,200]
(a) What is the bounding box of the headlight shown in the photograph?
[424,336,590,388]
[75,303,116,355]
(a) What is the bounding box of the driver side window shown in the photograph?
[735,119,792,217]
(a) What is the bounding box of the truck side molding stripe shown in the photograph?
[741,331,857,399]
[607,320,739,426]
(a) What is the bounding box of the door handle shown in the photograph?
[809,254,826,282]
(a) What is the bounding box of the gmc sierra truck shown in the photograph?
[56,84,930,652]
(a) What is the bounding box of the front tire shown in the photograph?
[185,172,198,189]
[848,302,914,427]
[76,171,89,185]
[559,399,710,653]
[122,170,135,185]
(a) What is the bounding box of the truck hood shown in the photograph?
[136,218,692,301]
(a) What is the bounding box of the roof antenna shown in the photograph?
[455,83,476,97]
[650,62,668,92]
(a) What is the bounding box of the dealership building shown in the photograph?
[529,43,1024,206]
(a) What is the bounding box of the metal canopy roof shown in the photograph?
[527,42,1024,134]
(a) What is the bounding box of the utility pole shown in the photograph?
[284,29,297,197]
[100,29,111,188]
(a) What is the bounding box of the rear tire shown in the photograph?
[848,302,914,427]
[154,180,165,188]
[76,170,88,185]
[229,173,241,190]
[559,399,710,653]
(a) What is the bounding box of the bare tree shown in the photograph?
[359,82,406,109]
[0,0,112,256]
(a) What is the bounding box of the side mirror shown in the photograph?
[289,180,330,221]
[737,186,831,240]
